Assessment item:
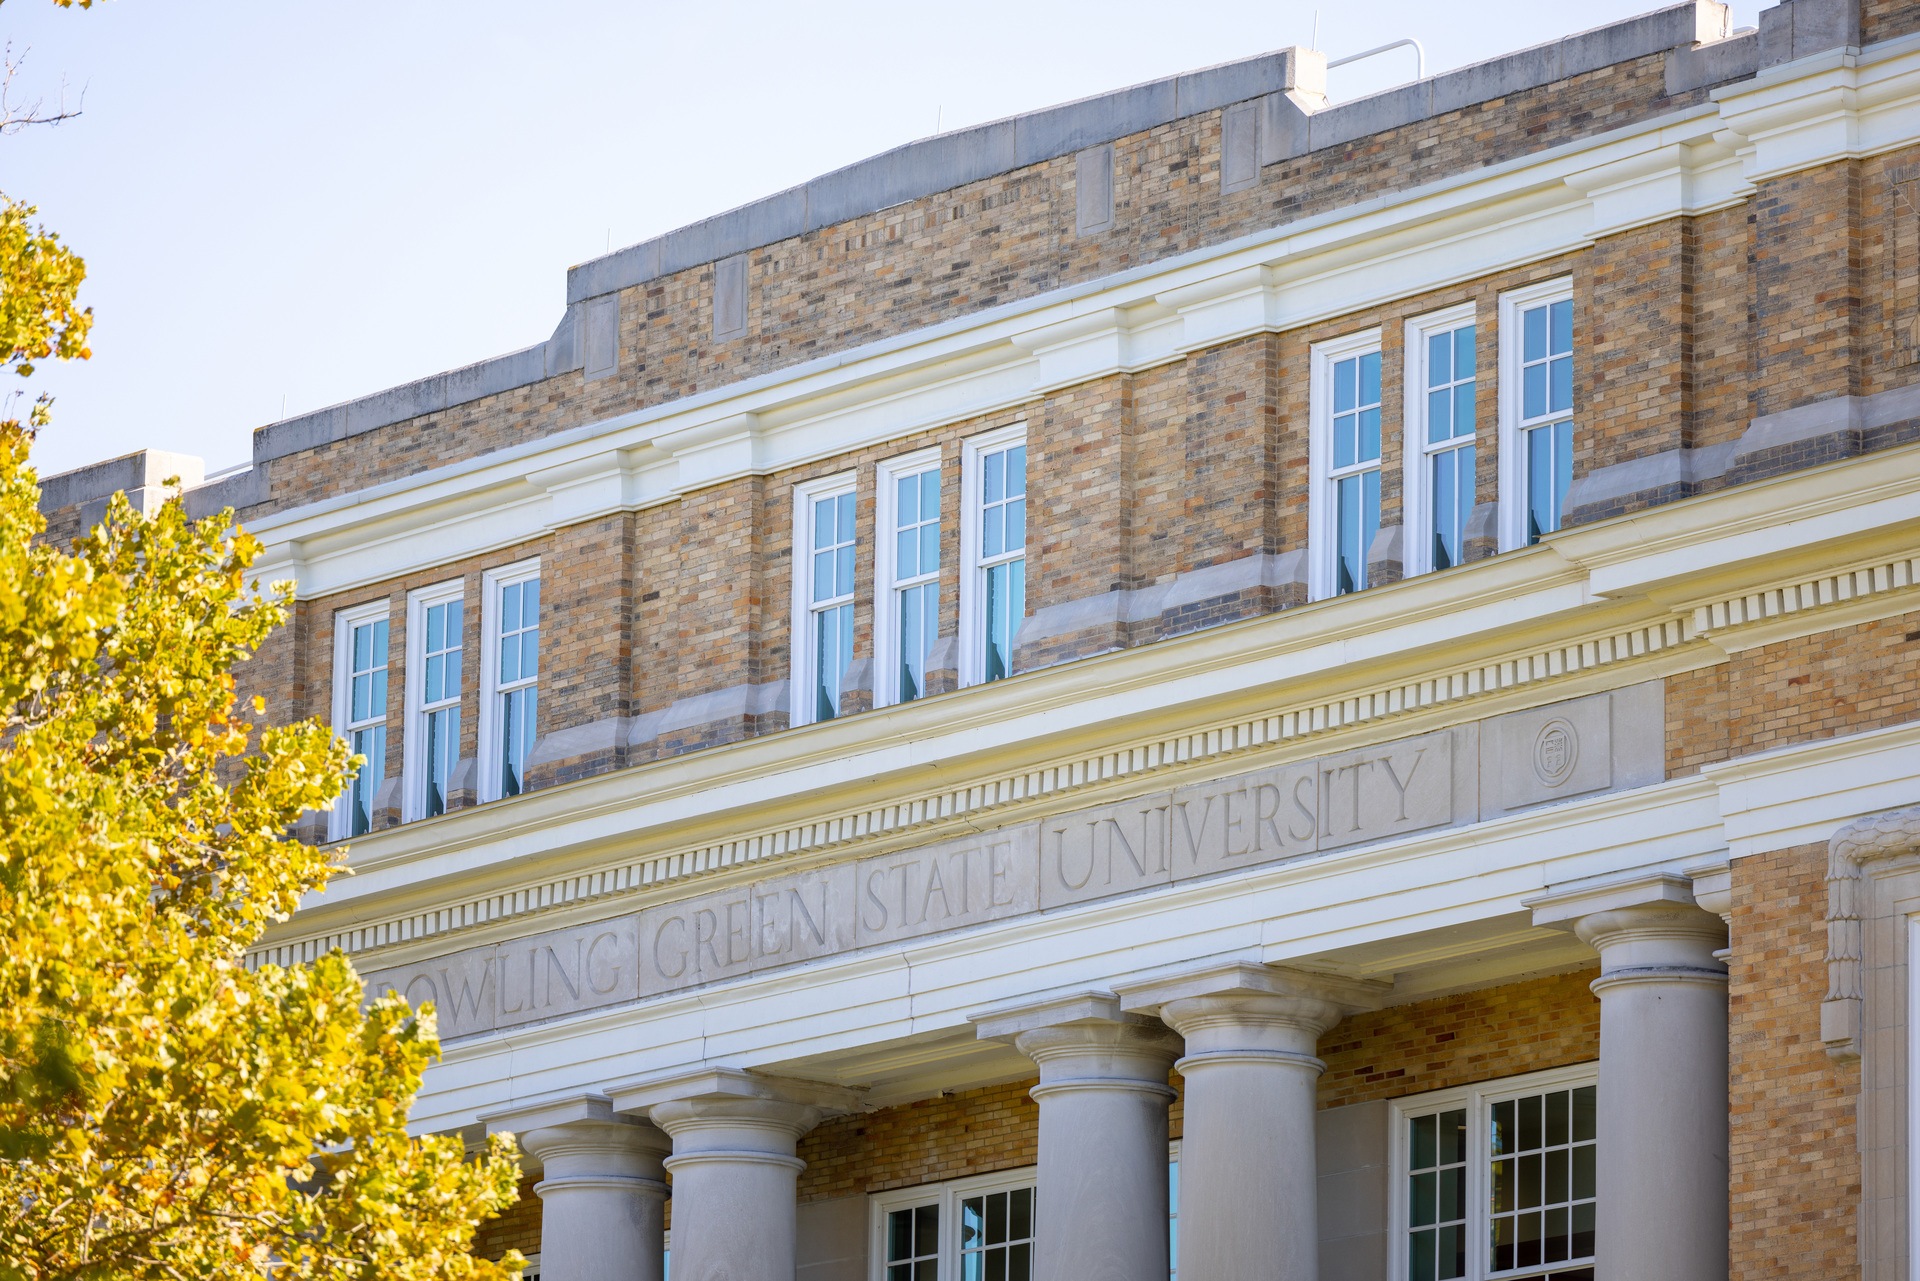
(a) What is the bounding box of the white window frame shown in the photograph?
[869,1166,1039,1281]
[873,446,944,710]
[1497,277,1575,553]
[477,558,541,804]
[958,423,1028,687]
[401,578,465,822]
[1308,327,1385,601]
[328,598,391,842]
[1402,303,1480,578]
[789,471,860,727]
[1388,1062,1600,1281]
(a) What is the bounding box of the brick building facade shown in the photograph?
[40,1,1920,1277]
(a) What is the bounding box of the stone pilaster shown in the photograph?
[1118,962,1384,1281]
[972,992,1182,1281]
[1531,871,1729,1281]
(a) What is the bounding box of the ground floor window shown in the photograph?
[874,1171,1036,1281]
[1395,1065,1597,1281]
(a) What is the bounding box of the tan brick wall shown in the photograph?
[1317,970,1600,1109]
[798,1077,1041,1204]
[1666,609,1920,777]
[1729,843,1860,1281]
[472,1176,541,1265]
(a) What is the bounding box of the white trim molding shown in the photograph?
[872,446,944,710]
[1309,327,1384,602]
[790,470,860,726]
[402,577,465,823]
[477,558,541,803]
[329,597,392,842]
[1402,302,1481,580]
[1496,276,1575,554]
[958,424,1028,687]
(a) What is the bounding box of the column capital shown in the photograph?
[1116,961,1386,1048]
[1528,870,1727,981]
[608,1068,862,1157]
[970,990,1180,1098]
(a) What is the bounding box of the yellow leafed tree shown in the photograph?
[0,78,526,1281]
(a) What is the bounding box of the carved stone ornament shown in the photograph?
[1822,804,1920,1062]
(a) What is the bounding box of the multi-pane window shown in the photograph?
[962,430,1027,686]
[883,1202,940,1280]
[1410,311,1477,573]
[795,480,858,724]
[479,563,539,802]
[1312,332,1384,599]
[1399,1068,1597,1281]
[405,583,463,821]
[331,602,389,840]
[877,453,942,707]
[871,1173,1037,1281]
[1500,281,1575,547]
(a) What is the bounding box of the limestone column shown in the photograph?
[1531,871,1729,1281]
[1116,962,1384,1281]
[972,993,1182,1281]
[483,1098,669,1281]
[610,1069,860,1281]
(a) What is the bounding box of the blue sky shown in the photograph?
[5,0,1763,480]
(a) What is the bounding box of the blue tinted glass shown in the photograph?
[1555,420,1574,524]
[1453,382,1475,439]
[836,492,855,543]
[1523,305,1547,362]
[1523,364,1547,420]
[448,601,463,643]
[1550,353,1573,414]
[1455,323,1475,377]
[425,653,443,704]
[1006,445,1025,496]
[1428,387,1451,444]
[836,545,854,594]
[425,603,444,652]
[445,647,462,698]
[1428,331,1451,387]
[1006,497,1025,551]
[1334,413,1356,470]
[984,450,1004,503]
[1360,407,1381,463]
[896,473,918,525]
[500,583,521,633]
[1432,450,1456,570]
[1333,357,1356,413]
[983,505,1003,559]
[813,549,835,602]
[921,468,940,515]
[920,523,939,573]
[351,673,369,724]
[1549,298,1573,354]
[898,528,918,579]
[370,667,386,715]
[499,630,520,684]
[813,496,835,550]
[373,620,387,664]
[521,627,539,678]
[352,622,371,672]
[523,579,538,626]
[1336,473,1362,595]
[1360,350,1381,406]
[1528,424,1557,542]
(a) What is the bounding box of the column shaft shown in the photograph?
[649,1096,819,1281]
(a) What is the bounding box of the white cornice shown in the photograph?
[240,37,1920,603]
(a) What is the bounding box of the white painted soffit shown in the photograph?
[243,34,1920,600]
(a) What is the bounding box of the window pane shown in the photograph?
[1005,497,1025,552]
[1524,363,1547,420]
[426,603,444,652]
[1438,1223,1464,1281]
[1411,1171,1437,1227]
[1519,1094,1543,1152]
[1524,304,1547,362]
[1428,331,1451,386]
[983,505,1004,559]
[1432,451,1456,571]
[1428,387,1451,444]
[916,1202,939,1255]
[1549,298,1573,354]
[1527,424,1558,543]
[920,522,939,573]
[1410,1229,1436,1281]
[813,495,835,550]
[500,630,521,684]
[1360,350,1381,406]
[501,582,521,633]
[836,491,855,543]
[352,672,370,724]
[1572,1086,1596,1142]
[984,450,1004,504]
[986,1191,1007,1245]
[836,545,855,595]
[1440,1109,1466,1165]
[522,578,539,626]
[897,473,919,525]
[1453,382,1475,439]
[1572,1142,1596,1200]
[425,653,444,705]
[1360,407,1381,463]
[1455,323,1475,378]
[1550,352,1573,414]
[1334,356,1356,413]
[1334,411,1356,470]
[1006,446,1025,496]
[1412,1114,1437,1169]
[922,467,940,515]
[899,527,919,579]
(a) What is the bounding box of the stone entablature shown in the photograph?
[361,686,1660,1038]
